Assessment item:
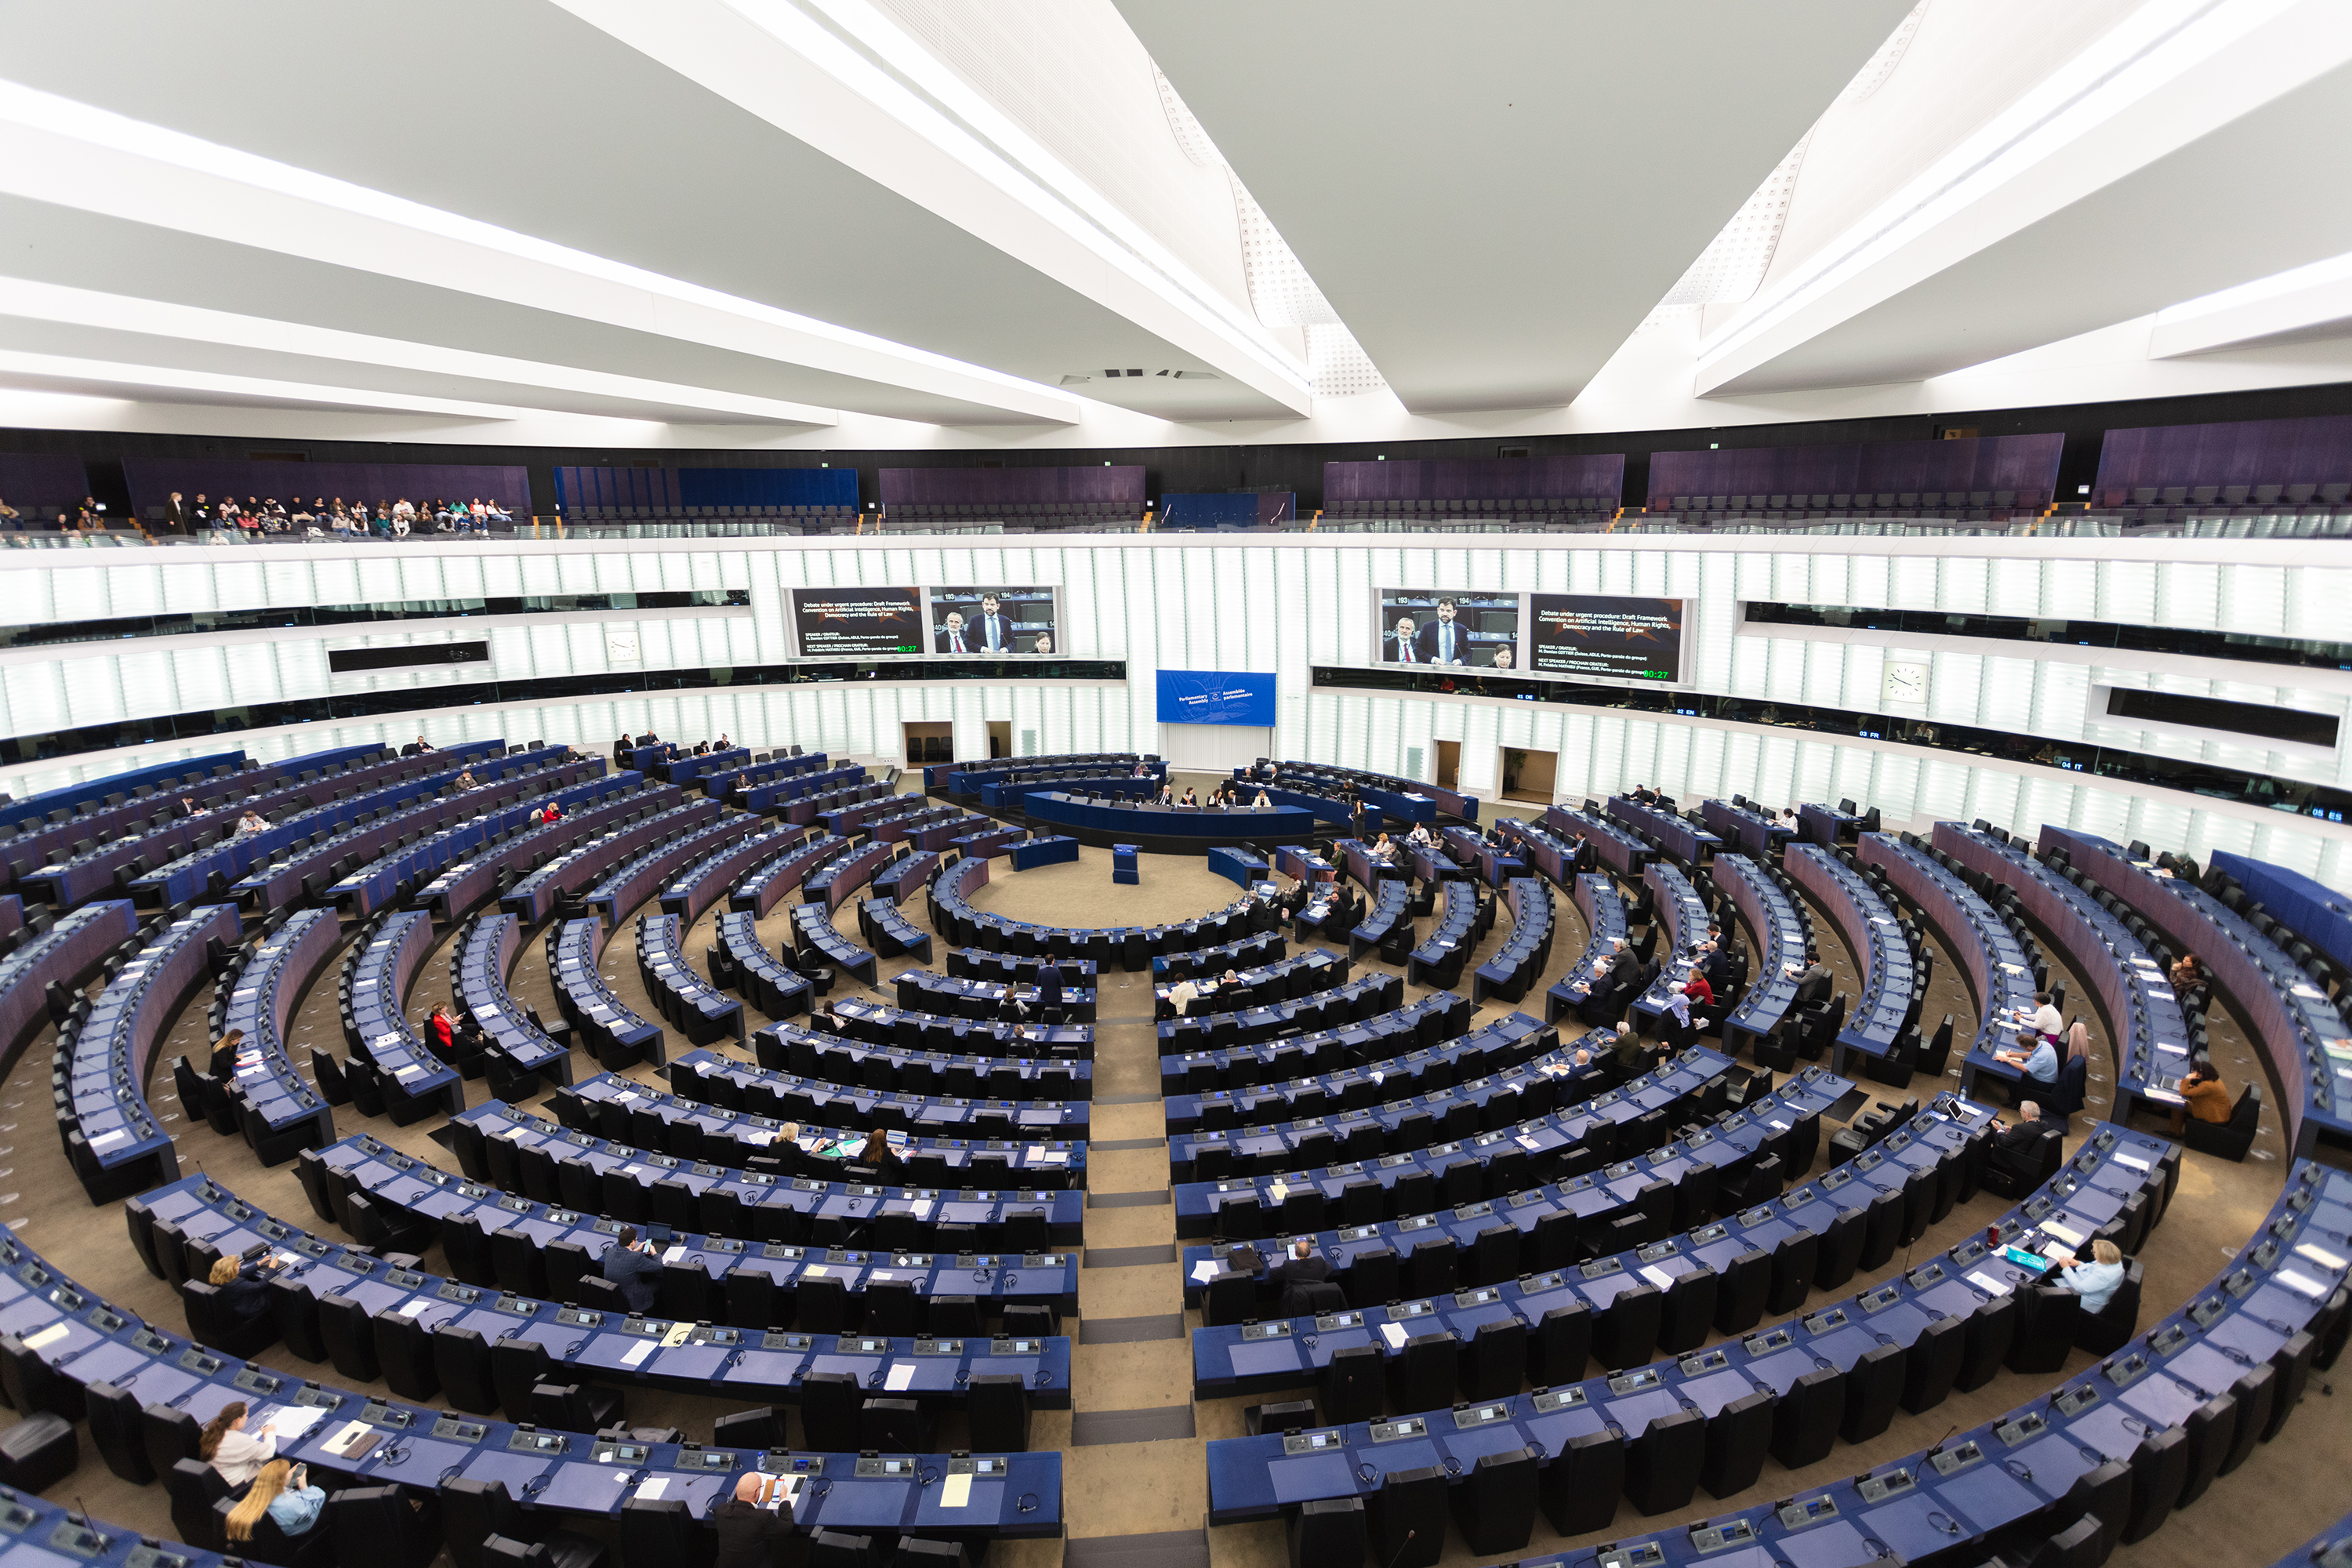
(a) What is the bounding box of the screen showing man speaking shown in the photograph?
[790,587,923,656]
[1375,590,1519,668]
[929,586,1058,655]
[1528,593,1685,681]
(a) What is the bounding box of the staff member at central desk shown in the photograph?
[713,1471,795,1568]
[601,1223,664,1312]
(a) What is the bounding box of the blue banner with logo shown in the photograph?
[1156,669,1276,727]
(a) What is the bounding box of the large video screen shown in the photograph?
[791,587,924,657]
[1529,593,1685,682]
[1374,590,1520,668]
[928,586,1059,655]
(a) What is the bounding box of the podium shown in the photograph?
[1112,844,1140,885]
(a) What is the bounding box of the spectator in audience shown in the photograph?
[78,496,107,531]
[228,1460,324,1543]
[2170,1061,2232,1133]
[2052,1239,2127,1315]
[208,1252,278,1323]
[1994,1025,2060,1085]
[209,1027,247,1082]
[370,503,394,538]
[1267,1236,1338,1317]
[484,496,513,523]
[2169,953,2205,993]
[712,1469,794,1568]
[391,498,416,535]
[1990,1101,2049,1156]
[201,1403,278,1487]
[162,492,186,532]
[601,1224,663,1312]
[424,1004,457,1064]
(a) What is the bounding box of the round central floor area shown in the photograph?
[964,840,1247,927]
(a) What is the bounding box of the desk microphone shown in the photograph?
[74,1497,107,1550]
[1380,1530,1417,1568]
[1926,1423,1958,1456]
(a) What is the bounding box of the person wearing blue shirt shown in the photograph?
[601,1224,664,1312]
[1414,597,1469,665]
[2056,1239,2127,1316]
[1994,1025,2059,1084]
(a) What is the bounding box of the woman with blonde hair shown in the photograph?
[207,1252,274,1324]
[200,1401,277,1485]
[2056,1238,2128,1316]
[225,1458,325,1541]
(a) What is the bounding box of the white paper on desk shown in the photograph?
[2154,1042,2188,1057]
[20,1323,68,1351]
[1639,1265,1675,1290]
[505,1126,528,1140]
[621,1338,659,1368]
[394,1295,436,1319]
[1189,1261,1216,1283]
[2294,983,2326,1000]
[635,1477,670,1501]
[661,1244,687,1265]
[267,1407,325,1440]
[2113,1152,2152,1172]
[803,1265,829,1278]
[912,1200,935,1220]
[938,1472,973,1509]
[884,1363,914,1392]
[2296,1241,2349,1272]
[1998,963,2028,976]
[1379,1321,1408,1351]
[2275,1267,2332,1300]
[1965,1270,2013,1297]
[477,1006,501,1023]
[89,1129,125,1148]
[394,1065,423,1080]
[2039,1219,2086,1247]
[1516,1134,1542,1150]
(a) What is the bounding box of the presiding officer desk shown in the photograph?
[1190,1077,1990,1396]
[0,1214,1065,1544]
[1171,1044,1787,1238]
[1021,790,1322,851]
[144,1174,1073,1411]
[2045,825,2352,1156]
[662,1049,1091,1139]
[311,1132,1083,1320]
[1200,1116,2181,1531]
[1934,823,2187,1120]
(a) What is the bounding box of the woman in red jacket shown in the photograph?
[425,1004,458,1063]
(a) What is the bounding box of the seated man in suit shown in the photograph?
[1784,946,1831,991]
[936,611,973,654]
[1267,1237,1339,1319]
[601,1223,665,1312]
[1989,1102,2053,1160]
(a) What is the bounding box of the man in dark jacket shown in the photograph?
[1990,1103,2054,1160]
[601,1225,665,1312]
[1267,1238,1338,1319]
[1033,958,1065,1014]
[711,1471,793,1568]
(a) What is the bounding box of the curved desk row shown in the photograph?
[331,761,617,919]
[1348,881,1413,961]
[314,1130,1083,1318]
[930,855,1269,967]
[1189,1073,1929,1385]
[872,850,942,908]
[654,745,750,787]
[1863,834,2040,1098]
[754,1021,1091,1102]
[790,904,880,989]
[241,747,583,915]
[2045,826,2352,1156]
[216,907,341,1164]
[1934,824,2187,1120]
[1630,862,1711,1032]
[1784,844,1915,1059]
[550,917,664,1070]
[815,793,913,844]
[413,779,660,921]
[1022,791,1320,850]
[1171,1042,1744,1228]
[338,909,466,1123]
[538,1081,1085,1247]
[1610,793,1724,867]
[733,833,850,920]
[0,1210,1063,1541]
[831,994,1087,1058]
[1162,994,1482,1104]
[670,1049,1091,1141]
[863,804,962,845]
[700,748,826,800]
[658,824,806,928]
[1253,763,1469,826]
[500,795,713,925]
[637,915,745,1047]
[148,1174,1072,1416]
[1711,853,1808,1057]
[60,902,234,1199]
[1157,965,1389,1055]
[1700,797,1797,860]
[1156,927,1284,983]
[585,813,758,933]
[1408,881,1489,992]
[975,775,1154,814]
[1548,874,1632,1027]
[1472,877,1554,1006]
[858,898,935,964]
[933,753,1144,791]
[1155,945,1330,1023]
[713,911,815,1022]
[452,914,573,1090]
[783,780,888,828]
[1544,804,1650,880]
[808,838,905,914]
[1197,1119,2194,1544]
[1491,819,1572,887]
[895,967,1095,1023]
[2,896,136,1070]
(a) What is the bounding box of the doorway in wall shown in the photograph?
[902,721,952,768]
[987,720,1011,760]
[1501,746,1556,804]
[1435,740,1461,790]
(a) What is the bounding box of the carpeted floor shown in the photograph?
[0,794,2339,1568]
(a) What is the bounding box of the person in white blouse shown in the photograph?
[201,1401,277,1486]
